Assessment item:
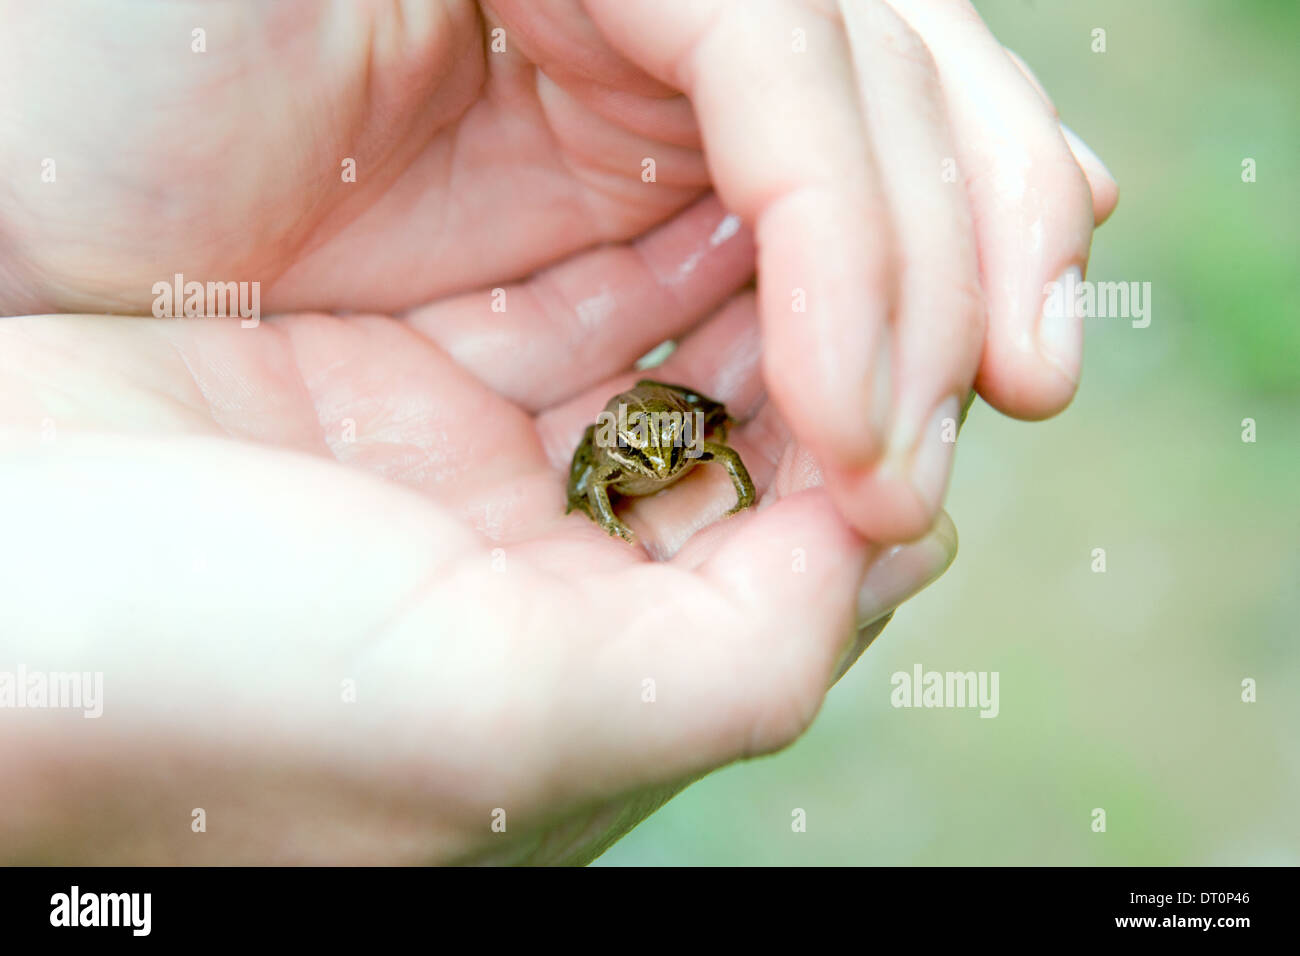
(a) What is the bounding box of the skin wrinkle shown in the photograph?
[669,0,734,95]
[182,317,343,453]
[266,3,488,310]
[630,221,699,314]
[526,265,593,355]
[158,330,242,441]
[281,343,359,455]
[555,81,701,149]
[534,69,708,188]
[530,69,614,241]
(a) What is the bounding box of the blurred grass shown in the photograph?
[598,0,1299,865]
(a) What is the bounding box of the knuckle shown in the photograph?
[1034,139,1097,221]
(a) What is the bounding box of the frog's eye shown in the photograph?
[616,432,649,461]
[668,445,681,469]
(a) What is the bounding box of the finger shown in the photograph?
[402,193,753,410]
[1059,122,1119,226]
[854,508,957,626]
[694,494,951,752]
[887,0,1097,418]
[558,489,870,796]
[545,476,957,792]
[828,509,958,688]
[1002,47,1119,226]
[555,490,956,798]
[831,614,893,687]
[585,0,899,469]
[821,0,985,542]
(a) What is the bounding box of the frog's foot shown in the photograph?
[723,492,756,518]
[599,517,637,543]
[723,498,754,519]
[723,470,757,517]
[702,441,756,518]
[585,480,636,543]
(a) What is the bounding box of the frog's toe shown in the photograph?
[724,497,756,518]
[604,521,636,543]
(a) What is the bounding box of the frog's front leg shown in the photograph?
[565,424,598,517]
[586,468,636,542]
[700,441,755,516]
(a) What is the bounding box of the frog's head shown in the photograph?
[610,407,696,481]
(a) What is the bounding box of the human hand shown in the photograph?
[0,0,1116,545]
[0,291,955,864]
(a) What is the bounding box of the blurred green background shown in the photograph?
[600,0,1299,865]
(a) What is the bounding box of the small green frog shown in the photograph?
[566,379,755,542]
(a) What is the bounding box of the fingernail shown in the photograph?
[905,394,960,517]
[1037,264,1083,385]
[1060,123,1116,187]
[856,510,957,626]
[830,611,895,688]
